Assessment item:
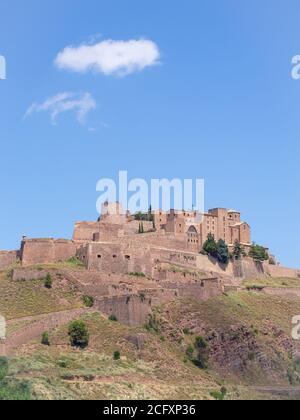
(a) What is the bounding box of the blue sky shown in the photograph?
[0,0,299,267]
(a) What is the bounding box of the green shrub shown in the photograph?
[233,241,245,260]
[0,380,30,401]
[202,234,229,264]
[128,272,146,278]
[0,357,8,381]
[83,295,94,308]
[220,386,227,397]
[145,314,161,334]
[67,256,85,267]
[246,285,264,292]
[195,336,208,349]
[41,331,50,346]
[68,320,89,349]
[58,359,70,369]
[202,234,218,259]
[114,351,121,361]
[186,345,194,360]
[108,314,118,322]
[183,328,191,335]
[195,336,209,369]
[249,244,269,262]
[44,273,53,289]
[210,386,227,401]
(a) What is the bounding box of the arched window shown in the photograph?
[187,226,198,245]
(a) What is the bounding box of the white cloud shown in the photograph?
[24,92,96,125]
[54,38,160,77]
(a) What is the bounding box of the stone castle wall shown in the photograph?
[160,278,224,301]
[263,263,300,279]
[73,220,155,243]
[77,237,300,282]
[21,239,77,267]
[0,251,18,270]
[95,294,152,327]
[73,222,100,241]
[0,309,89,356]
[79,242,154,277]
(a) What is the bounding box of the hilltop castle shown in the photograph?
[1,202,298,327]
[14,202,254,272]
[73,202,251,252]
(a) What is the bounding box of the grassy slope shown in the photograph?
[153,291,300,387]
[243,277,300,289]
[160,290,300,333]
[5,313,223,400]
[2,269,300,400]
[0,270,83,320]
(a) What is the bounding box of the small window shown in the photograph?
[97,255,102,259]
[113,255,117,259]
[125,255,131,261]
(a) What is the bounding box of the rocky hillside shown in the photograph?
[1,266,300,400]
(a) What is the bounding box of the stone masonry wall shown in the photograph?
[12,268,49,281]
[0,251,18,270]
[263,264,300,279]
[73,222,100,241]
[21,239,77,267]
[95,294,151,327]
[0,309,89,356]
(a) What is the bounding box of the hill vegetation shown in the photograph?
[1,267,300,400]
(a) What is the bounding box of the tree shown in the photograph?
[202,234,218,258]
[135,212,143,221]
[202,234,229,265]
[83,296,94,308]
[41,331,50,346]
[249,244,269,262]
[148,205,154,222]
[217,239,230,265]
[194,336,209,369]
[233,241,244,260]
[44,273,53,289]
[68,321,89,349]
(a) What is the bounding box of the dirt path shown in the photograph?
[252,386,300,398]
[0,308,92,356]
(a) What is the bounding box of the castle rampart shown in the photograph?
[20,238,77,267]
[0,251,18,270]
